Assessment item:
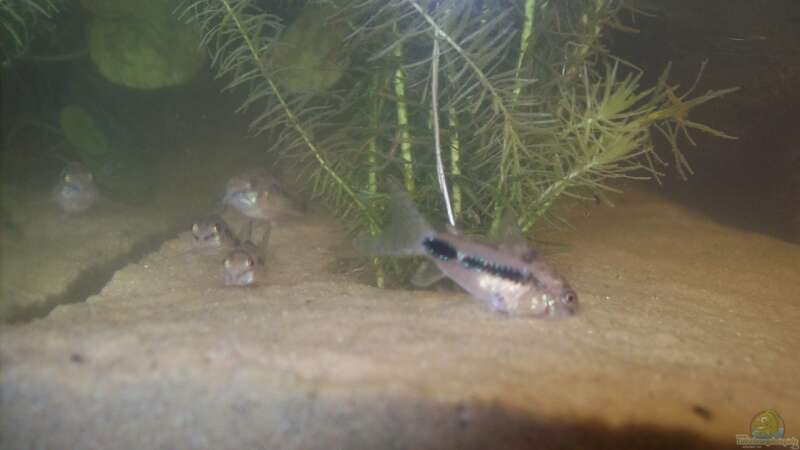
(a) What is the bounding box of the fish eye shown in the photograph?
[564,292,577,305]
[246,258,254,267]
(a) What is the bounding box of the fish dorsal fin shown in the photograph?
[411,261,446,287]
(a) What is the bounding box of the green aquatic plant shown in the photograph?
[517,62,739,231]
[182,0,380,229]
[180,0,738,284]
[0,0,62,64]
[269,3,351,93]
[86,15,206,89]
[82,0,206,90]
[59,105,110,162]
[644,61,737,179]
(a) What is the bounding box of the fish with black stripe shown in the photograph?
[354,181,578,319]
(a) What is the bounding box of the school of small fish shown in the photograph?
[55,162,578,318]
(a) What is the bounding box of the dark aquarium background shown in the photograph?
[611,0,800,243]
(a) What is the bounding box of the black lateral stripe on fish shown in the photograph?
[460,254,533,285]
[423,236,533,285]
[422,237,458,260]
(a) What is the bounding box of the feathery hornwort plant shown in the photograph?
[1,0,62,64]
[180,0,738,285]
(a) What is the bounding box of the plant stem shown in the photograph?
[447,105,462,221]
[392,26,415,194]
[431,35,455,227]
[520,166,582,232]
[368,75,385,288]
[367,132,385,288]
[512,0,535,102]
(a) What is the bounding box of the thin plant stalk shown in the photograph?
[367,135,385,288]
[393,27,415,194]
[447,105,462,221]
[512,0,536,102]
[431,34,455,227]
[368,74,385,288]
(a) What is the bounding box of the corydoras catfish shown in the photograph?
[54,162,98,213]
[355,183,578,319]
[222,219,268,287]
[223,170,303,224]
[191,215,238,252]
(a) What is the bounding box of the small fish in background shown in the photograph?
[354,181,578,319]
[54,162,98,213]
[190,215,238,253]
[223,169,303,224]
[222,220,269,287]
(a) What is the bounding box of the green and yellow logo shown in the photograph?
[736,410,798,449]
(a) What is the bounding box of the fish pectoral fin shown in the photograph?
[489,294,510,314]
[410,261,446,287]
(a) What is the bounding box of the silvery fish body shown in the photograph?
[54,162,98,213]
[222,219,268,287]
[355,185,578,319]
[223,170,302,223]
[223,241,262,286]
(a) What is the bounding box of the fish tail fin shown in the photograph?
[353,179,434,257]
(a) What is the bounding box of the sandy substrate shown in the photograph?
[1,185,798,449]
[0,195,175,322]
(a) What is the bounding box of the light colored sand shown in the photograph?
[1,185,798,449]
[0,196,174,322]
